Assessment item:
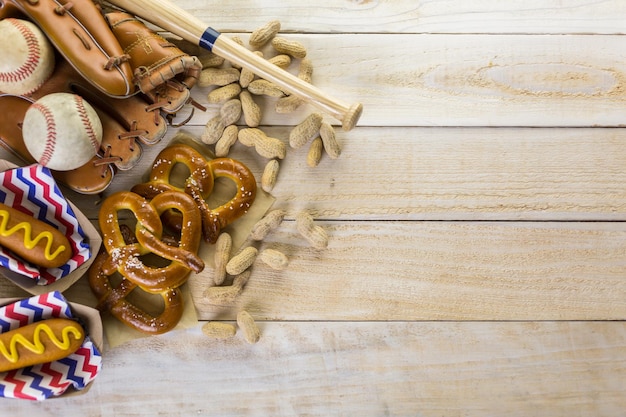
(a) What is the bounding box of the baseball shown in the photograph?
[23,93,103,171]
[0,18,55,95]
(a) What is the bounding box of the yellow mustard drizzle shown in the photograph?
[0,322,83,363]
[0,209,67,261]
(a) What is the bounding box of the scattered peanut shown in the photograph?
[237,310,261,344]
[249,20,281,49]
[250,209,286,241]
[275,95,304,114]
[275,58,313,113]
[240,51,263,88]
[297,58,314,83]
[289,113,323,149]
[201,115,224,145]
[247,79,287,98]
[215,125,239,157]
[213,232,232,285]
[226,246,258,275]
[207,83,242,104]
[259,248,289,270]
[203,271,251,306]
[220,98,242,126]
[271,37,307,59]
[201,99,242,145]
[238,128,287,159]
[296,210,329,249]
[319,122,341,159]
[199,53,226,69]
[233,270,252,289]
[261,159,280,193]
[204,284,242,306]
[240,90,262,127]
[231,36,244,47]
[202,322,236,339]
[268,54,292,69]
[307,136,323,167]
[198,67,240,87]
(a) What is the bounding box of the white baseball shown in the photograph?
[0,18,55,95]
[23,93,103,171]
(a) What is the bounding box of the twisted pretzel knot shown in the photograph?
[131,143,257,244]
[99,190,204,293]
[89,189,204,334]
[88,251,184,335]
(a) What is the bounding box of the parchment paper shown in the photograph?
[67,135,276,349]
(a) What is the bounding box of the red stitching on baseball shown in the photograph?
[31,102,56,166]
[74,95,100,152]
[0,19,42,85]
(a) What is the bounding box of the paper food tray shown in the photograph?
[0,160,101,295]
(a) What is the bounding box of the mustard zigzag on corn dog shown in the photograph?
[0,318,85,372]
[0,203,72,268]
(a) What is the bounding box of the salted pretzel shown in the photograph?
[88,251,184,335]
[98,190,204,293]
[131,143,257,244]
[131,143,215,198]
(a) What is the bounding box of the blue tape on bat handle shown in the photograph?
[199,27,221,51]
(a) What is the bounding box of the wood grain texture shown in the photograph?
[173,33,626,127]
[180,220,626,321]
[2,220,625,321]
[4,321,626,416]
[1,0,625,414]
[174,0,626,35]
[54,126,626,221]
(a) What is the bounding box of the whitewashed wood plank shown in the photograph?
[4,321,626,416]
[32,220,622,321]
[4,220,623,320]
[180,33,626,127]
[1,2,624,415]
[249,126,626,221]
[172,0,626,35]
[52,126,626,221]
[186,220,626,321]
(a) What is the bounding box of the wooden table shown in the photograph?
[4,1,626,415]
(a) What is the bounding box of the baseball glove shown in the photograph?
[0,0,203,194]
[0,49,171,193]
[104,10,203,115]
[0,0,202,105]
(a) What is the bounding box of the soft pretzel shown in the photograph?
[88,251,183,335]
[98,190,204,293]
[131,144,257,243]
[131,143,215,199]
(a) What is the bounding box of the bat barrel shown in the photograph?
[212,35,363,130]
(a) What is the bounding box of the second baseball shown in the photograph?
[23,93,103,171]
[0,18,55,95]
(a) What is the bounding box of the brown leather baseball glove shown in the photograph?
[104,10,203,115]
[0,0,202,103]
[0,0,203,194]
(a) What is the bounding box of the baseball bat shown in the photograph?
[105,0,363,130]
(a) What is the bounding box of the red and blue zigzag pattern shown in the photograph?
[0,292,102,400]
[0,164,90,284]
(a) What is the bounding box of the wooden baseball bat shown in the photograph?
[106,0,363,130]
